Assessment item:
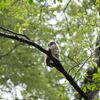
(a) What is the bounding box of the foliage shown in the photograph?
[0,0,100,99]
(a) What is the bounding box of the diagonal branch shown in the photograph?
[0,29,89,100]
[63,0,71,13]
[0,31,47,55]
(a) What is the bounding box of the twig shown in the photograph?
[74,53,93,79]
[63,0,71,13]
[67,55,81,73]
[0,43,20,59]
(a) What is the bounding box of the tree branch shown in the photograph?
[0,26,30,40]
[0,28,89,100]
[63,0,71,13]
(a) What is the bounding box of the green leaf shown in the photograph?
[28,0,33,4]
[58,0,62,2]
[97,68,100,73]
